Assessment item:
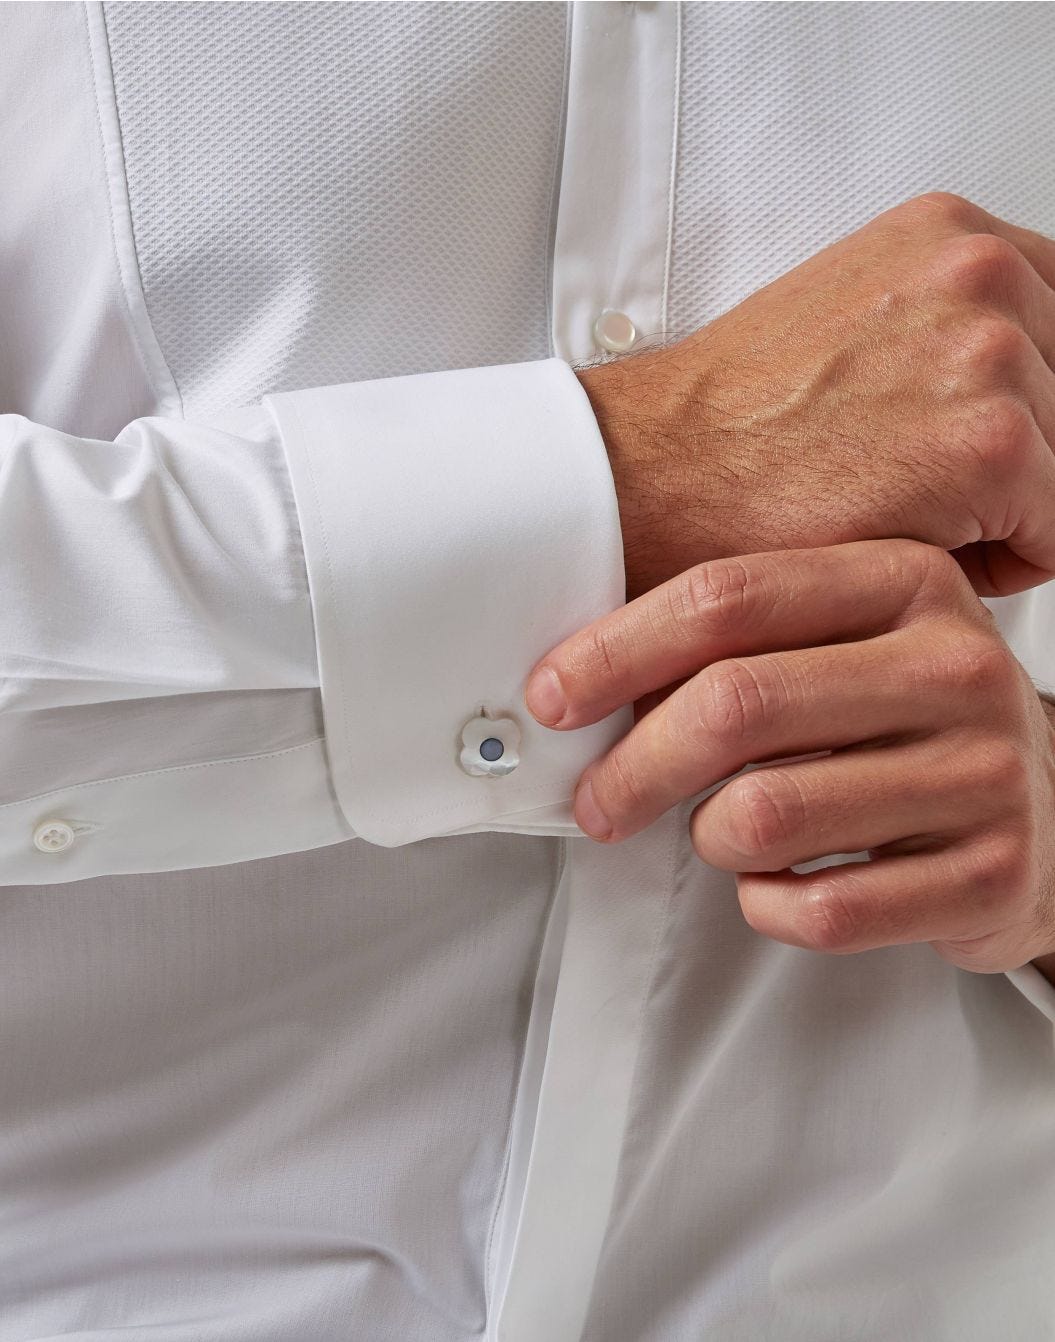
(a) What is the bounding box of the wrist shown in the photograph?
[576,341,778,601]
[576,347,721,601]
[576,355,666,601]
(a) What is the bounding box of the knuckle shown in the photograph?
[698,658,775,749]
[960,836,1031,917]
[978,737,1032,797]
[973,839,1013,893]
[944,630,1018,696]
[985,834,1034,901]
[722,772,800,864]
[934,232,1025,301]
[955,316,1030,383]
[886,539,966,608]
[595,745,646,821]
[676,558,756,641]
[889,537,953,587]
[903,191,982,231]
[579,623,625,693]
[799,882,861,952]
[970,396,1035,478]
[925,554,976,610]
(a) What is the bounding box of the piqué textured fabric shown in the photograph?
[668,1,1055,337]
[102,0,568,416]
[2,4,1055,1342]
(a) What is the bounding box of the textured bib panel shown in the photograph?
[103,0,568,416]
[669,1,1055,335]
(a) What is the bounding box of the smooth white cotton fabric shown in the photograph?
[1,3,1054,1340]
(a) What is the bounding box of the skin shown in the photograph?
[577,191,1055,603]
[525,540,1055,979]
[533,190,1055,981]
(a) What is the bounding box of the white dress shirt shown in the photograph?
[2,3,1054,1339]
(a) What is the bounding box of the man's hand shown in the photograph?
[524,540,1055,974]
[579,192,1055,600]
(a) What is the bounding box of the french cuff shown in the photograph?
[1006,963,1055,1029]
[264,359,631,847]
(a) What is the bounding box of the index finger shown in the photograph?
[524,540,967,730]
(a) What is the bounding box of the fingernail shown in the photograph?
[575,779,612,841]
[525,666,567,726]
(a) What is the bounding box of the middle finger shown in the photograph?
[573,625,969,842]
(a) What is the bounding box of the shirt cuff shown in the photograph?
[265,358,631,847]
[1005,963,1055,1029]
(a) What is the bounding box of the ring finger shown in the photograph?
[690,732,998,873]
[734,839,1015,962]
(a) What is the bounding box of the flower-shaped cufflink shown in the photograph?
[459,712,521,778]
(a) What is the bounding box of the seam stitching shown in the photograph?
[583,813,682,1283]
[660,0,682,339]
[277,399,353,812]
[83,1,183,418]
[545,0,575,356]
[482,834,569,1330]
[2,739,324,812]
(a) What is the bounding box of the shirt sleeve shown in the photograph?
[2,358,631,883]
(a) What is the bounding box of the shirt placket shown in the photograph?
[488,6,683,1341]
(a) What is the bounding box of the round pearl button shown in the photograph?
[33,819,76,853]
[593,309,637,355]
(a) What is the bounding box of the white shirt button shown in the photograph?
[459,713,521,777]
[33,819,76,853]
[593,309,638,354]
